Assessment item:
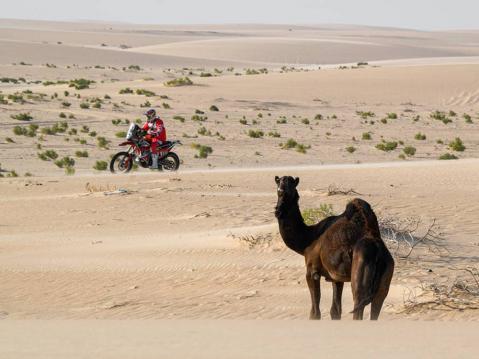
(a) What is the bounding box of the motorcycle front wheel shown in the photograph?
[110,152,133,173]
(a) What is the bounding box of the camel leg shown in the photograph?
[306,269,321,320]
[370,260,394,320]
[330,282,344,320]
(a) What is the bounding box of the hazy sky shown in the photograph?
[2,0,478,30]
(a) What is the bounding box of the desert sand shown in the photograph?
[0,19,478,358]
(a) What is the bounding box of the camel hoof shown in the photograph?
[309,313,321,320]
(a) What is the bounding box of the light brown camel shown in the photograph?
[274,176,394,320]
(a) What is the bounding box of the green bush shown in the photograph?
[268,131,281,138]
[37,150,58,161]
[362,132,371,140]
[301,118,310,125]
[191,143,213,159]
[414,132,426,140]
[387,113,398,119]
[173,115,185,123]
[136,89,156,97]
[119,87,134,94]
[302,204,335,225]
[403,146,416,156]
[69,78,94,90]
[463,113,473,124]
[11,113,32,121]
[191,115,207,122]
[75,150,89,158]
[356,111,375,119]
[80,102,90,109]
[209,105,219,111]
[54,156,75,168]
[97,137,110,149]
[346,146,356,153]
[448,137,465,152]
[248,130,264,138]
[430,111,452,124]
[376,141,398,152]
[439,153,458,160]
[93,160,108,170]
[115,131,127,138]
[164,77,193,87]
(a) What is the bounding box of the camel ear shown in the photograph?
[294,177,300,187]
[275,176,280,185]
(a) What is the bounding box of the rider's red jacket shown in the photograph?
[142,118,166,142]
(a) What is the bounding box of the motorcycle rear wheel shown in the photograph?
[160,152,180,171]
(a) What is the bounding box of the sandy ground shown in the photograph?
[1,320,478,359]
[1,19,478,358]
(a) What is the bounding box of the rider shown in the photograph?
[142,109,166,169]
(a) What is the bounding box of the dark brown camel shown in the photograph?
[274,176,394,320]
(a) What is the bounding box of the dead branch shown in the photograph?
[327,184,362,196]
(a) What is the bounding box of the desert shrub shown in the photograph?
[11,113,32,121]
[119,87,134,94]
[197,127,212,136]
[64,166,75,175]
[93,160,108,170]
[54,156,75,168]
[268,131,281,138]
[463,114,473,124]
[398,154,406,160]
[92,102,101,109]
[162,102,171,109]
[301,118,310,125]
[195,109,205,115]
[387,113,398,119]
[136,88,156,97]
[281,138,310,153]
[191,115,207,122]
[276,117,287,124]
[248,129,264,138]
[37,150,58,161]
[69,78,94,90]
[239,119,248,125]
[398,140,404,145]
[439,153,458,160]
[430,111,452,124]
[13,126,27,136]
[75,150,89,158]
[80,139,87,145]
[209,105,219,112]
[380,118,388,124]
[414,132,426,140]
[62,101,71,107]
[376,141,398,152]
[164,77,193,87]
[356,111,375,119]
[346,146,356,153]
[115,131,127,138]
[436,139,444,144]
[448,137,465,152]
[59,112,66,118]
[97,136,110,149]
[302,204,335,225]
[80,102,90,109]
[128,65,141,71]
[448,110,457,117]
[140,100,151,108]
[362,132,372,140]
[5,137,14,143]
[173,115,185,123]
[191,143,213,158]
[403,146,416,156]
[81,125,89,133]
[200,72,212,77]
[314,114,323,121]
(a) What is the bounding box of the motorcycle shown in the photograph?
[110,123,181,173]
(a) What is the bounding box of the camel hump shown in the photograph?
[345,198,381,237]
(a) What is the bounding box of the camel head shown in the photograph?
[274,176,300,219]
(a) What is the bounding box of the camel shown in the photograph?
[274,176,394,320]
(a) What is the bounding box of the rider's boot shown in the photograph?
[149,153,159,170]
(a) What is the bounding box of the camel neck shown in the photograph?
[277,202,314,255]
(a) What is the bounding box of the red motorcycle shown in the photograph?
[110,123,181,173]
